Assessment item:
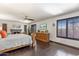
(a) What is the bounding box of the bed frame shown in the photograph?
[0,44,31,54]
[0,33,36,54]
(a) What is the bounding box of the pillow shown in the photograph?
[0,31,7,38]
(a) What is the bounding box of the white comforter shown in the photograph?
[0,34,32,50]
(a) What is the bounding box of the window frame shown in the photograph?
[57,19,67,38]
[57,16,79,41]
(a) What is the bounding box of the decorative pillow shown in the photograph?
[1,31,7,38]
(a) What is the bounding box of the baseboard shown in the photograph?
[49,40,79,50]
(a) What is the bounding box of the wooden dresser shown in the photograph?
[36,32,49,42]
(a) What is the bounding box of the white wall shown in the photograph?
[0,20,27,33]
[30,11,79,48]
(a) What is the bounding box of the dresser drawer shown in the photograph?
[36,32,49,42]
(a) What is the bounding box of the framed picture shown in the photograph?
[12,25,21,28]
[39,23,47,30]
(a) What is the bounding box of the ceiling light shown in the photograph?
[19,20,32,23]
[24,20,32,23]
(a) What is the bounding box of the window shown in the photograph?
[57,16,79,40]
[68,18,74,38]
[73,17,79,39]
[57,20,66,37]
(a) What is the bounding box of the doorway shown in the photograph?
[24,25,27,34]
[2,23,7,32]
[31,24,36,33]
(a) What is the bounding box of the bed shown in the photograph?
[0,34,33,54]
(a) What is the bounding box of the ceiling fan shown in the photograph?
[24,16,34,21]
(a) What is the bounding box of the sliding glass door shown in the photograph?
[68,19,74,38]
[57,20,66,37]
[73,18,79,39]
[57,16,79,40]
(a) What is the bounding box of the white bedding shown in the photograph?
[0,34,32,50]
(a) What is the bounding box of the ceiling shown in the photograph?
[0,3,79,23]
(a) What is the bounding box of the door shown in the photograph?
[24,25,27,34]
[2,23,7,32]
[31,24,36,33]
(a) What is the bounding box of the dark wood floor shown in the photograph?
[4,41,79,56]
